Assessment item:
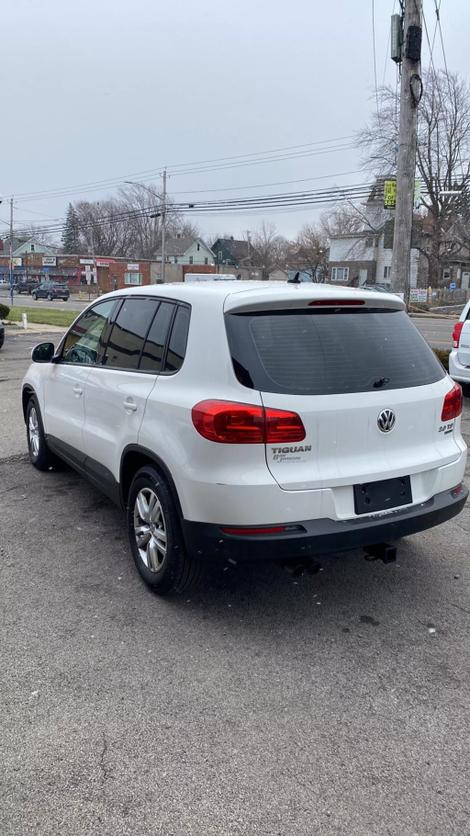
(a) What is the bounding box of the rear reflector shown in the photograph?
[308,299,365,306]
[452,321,464,348]
[221,525,290,536]
[441,383,463,421]
[192,400,305,444]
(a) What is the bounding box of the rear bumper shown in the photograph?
[449,350,470,384]
[181,484,468,561]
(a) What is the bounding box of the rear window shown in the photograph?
[225,308,445,395]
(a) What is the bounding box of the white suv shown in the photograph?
[449,298,470,395]
[22,282,468,594]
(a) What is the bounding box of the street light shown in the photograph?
[124,174,167,282]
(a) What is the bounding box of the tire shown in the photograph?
[461,382,470,398]
[31,293,37,300]
[26,397,58,471]
[127,465,202,595]
[47,293,53,301]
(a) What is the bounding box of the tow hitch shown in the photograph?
[364,543,397,564]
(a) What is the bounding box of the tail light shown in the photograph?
[452,322,464,348]
[192,400,305,444]
[441,383,463,421]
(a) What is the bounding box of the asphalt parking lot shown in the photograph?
[1,329,470,835]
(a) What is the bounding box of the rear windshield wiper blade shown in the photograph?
[372,377,390,389]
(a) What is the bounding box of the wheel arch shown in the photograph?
[22,385,36,423]
[120,445,184,517]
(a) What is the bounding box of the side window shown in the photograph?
[61,299,116,365]
[165,306,190,373]
[105,298,159,370]
[139,302,175,372]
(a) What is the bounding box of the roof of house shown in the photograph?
[213,238,250,260]
[154,237,214,257]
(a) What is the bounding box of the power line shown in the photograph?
[170,169,363,196]
[9,182,375,238]
[7,134,356,203]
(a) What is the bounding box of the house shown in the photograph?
[327,180,420,287]
[11,238,58,257]
[268,267,289,282]
[211,237,250,267]
[154,236,215,266]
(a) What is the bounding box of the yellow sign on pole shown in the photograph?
[384,180,397,208]
[383,179,421,209]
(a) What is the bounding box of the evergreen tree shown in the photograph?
[62,203,81,253]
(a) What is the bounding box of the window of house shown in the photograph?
[31,244,35,252]
[140,302,175,372]
[204,257,208,265]
[61,299,117,365]
[164,306,190,373]
[331,267,349,282]
[174,257,178,264]
[189,256,194,265]
[105,299,159,370]
[124,272,142,285]
[197,243,200,251]
[383,266,391,280]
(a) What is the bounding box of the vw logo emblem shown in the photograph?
[377,408,396,433]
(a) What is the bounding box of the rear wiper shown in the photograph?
[372,377,390,389]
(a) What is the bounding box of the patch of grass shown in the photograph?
[6,306,76,328]
[433,348,450,370]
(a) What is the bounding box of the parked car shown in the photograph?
[449,299,470,396]
[31,281,69,301]
[22,282,468,594]
[16,278,40,295]
[0,322,4,349]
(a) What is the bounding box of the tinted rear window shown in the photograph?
[226,308,445,395]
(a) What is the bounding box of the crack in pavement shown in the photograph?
[99,732,112,785]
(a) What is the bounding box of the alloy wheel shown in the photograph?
[133,487,167,572]
[28,407,40,458]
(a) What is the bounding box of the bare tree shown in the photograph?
[249,222,288,279]
[358,69,470,285]
[294,223,328,281]
[320,204,364,238]
[70,183,199,259]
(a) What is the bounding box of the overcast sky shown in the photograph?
[2,0,470,243]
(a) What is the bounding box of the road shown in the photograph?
[411,315,457,350]
[1,330,470,835]
[0,289,90,313]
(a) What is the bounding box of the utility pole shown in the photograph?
[161,168,167,283]
[9,198,14,307]
[390,0,423,305]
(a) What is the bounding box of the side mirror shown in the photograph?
[31,342,55,363]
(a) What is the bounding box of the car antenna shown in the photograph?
[288,271,301,284]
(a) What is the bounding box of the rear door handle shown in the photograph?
[123,399,138,413]
[73,385,83,397]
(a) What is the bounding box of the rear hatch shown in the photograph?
[225,293,460,493]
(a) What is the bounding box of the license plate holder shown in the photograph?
[353,476,412,515]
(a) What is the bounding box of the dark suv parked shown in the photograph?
[31,282,70,302]
[17,278,40,295]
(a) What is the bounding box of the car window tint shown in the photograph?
[105,298,159,370]
[164,306,190,373]
[226,309,445,395]
[139,302,175,372]
[62,300,116,365]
